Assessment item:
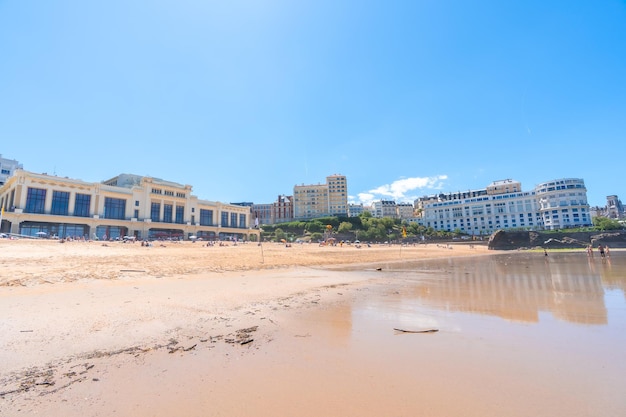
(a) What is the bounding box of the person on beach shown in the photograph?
[605,245,610,257]
[598,244,606,258]
[586,245,593,257]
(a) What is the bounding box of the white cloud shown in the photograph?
[351,175,448,206]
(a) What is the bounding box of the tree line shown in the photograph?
[258,213,624,243]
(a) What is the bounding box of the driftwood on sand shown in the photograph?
[393,328,439,333]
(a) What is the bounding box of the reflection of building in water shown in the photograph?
[595,256,626,297]
[406,256,607,325]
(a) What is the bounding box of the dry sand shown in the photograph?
[0,239,494,416]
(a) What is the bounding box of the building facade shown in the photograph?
[348,203,364,217]
[293,174,348,220]
[535,178,592,230]
[372,200,397,218]
[0,154,22,187]
[327,174,348,217]
[606,195,624,219]
[0,170,260,241]
[416,178,591,234]
[251,195,294,226]
[396,202,415,219]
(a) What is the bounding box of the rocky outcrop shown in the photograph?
[488,230,626,250]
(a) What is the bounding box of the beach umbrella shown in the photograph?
[36,231,47,236]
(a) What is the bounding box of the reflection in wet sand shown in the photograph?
[378,252,624,325]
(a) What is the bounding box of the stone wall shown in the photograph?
[488,230,626,250]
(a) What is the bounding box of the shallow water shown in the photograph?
[323,251,626,416]
[246,251,626,417]
[152,251,626,417]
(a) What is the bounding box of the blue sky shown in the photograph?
[1,0,624,208]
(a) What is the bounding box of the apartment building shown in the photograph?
[396,202,415,219]
[416,178,591,235]
[251,195,294,225]
[535,179,592,230]
[0,170,260,241]
[348,203,364,217]
[372,200,397,218]
[293,174,348,220]
[327,174,348,217]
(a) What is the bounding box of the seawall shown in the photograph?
[487,230,626,250]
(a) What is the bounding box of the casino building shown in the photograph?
[0,170,259,241]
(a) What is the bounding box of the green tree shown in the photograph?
[338,221,353,234]
[274,228,286,241]
[305,221,324,233]
[593,216,623,231]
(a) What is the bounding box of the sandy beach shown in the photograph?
[0,240,489,414]
[2,239,625,416]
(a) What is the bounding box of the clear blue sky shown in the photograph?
[1,0,624,207]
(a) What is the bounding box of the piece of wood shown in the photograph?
[393,328,439,333]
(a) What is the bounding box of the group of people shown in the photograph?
[587,243,610,258]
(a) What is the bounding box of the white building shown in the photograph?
[372,200,397,218]
[416,178,592,234]
[348,203,364,217]
[535,178,591,230]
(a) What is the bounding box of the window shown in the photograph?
[151,202,160,222]
[230,213,237,227]
[175,206,184,224]
[163,204,173,223]
[221,211,229,226]
[134,209,139,219]
[51,191,70,215]
[25,188,46,214]
[239,213,246,228]
[74,193,91,217]
[104,197,126,220]
[200,209,213,226]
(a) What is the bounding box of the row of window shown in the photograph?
[23,187,247,227]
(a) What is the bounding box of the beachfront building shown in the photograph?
[293,174,348,220]
[0,170,260,241]
[535,178,592,230]
[0,154,22,187]
[415,178,592,235]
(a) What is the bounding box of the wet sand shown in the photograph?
[1,240,625,416]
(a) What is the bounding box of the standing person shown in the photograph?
[598,244,606,258]
[586,244,593,257]
[605,245,611,257]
